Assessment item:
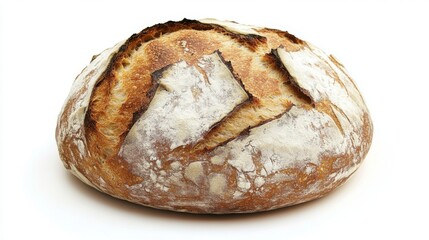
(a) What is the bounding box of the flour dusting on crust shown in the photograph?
[120,51,249,171]
[213,106,347,198]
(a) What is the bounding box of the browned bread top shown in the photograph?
[56,19,372,213]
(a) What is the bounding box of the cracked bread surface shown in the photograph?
[56,19,373,213]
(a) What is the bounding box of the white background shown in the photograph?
[1,0,428,239]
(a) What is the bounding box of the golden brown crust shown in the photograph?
[56,19,373,213]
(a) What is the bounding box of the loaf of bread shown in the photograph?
[56,19,373,213]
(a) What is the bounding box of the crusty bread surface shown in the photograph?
[56,19,373,213]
